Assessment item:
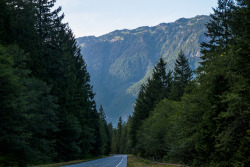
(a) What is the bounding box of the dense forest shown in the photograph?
[111,0,250,166]
[0,0,112,166]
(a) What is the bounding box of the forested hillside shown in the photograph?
[111,0,250,166]
[0,0,112,166]
[77,15,210,124]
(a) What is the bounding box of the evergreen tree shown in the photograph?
[130,58,172,153]
[98,105,111,155]
[106,122,113,154]
[201,0,234,55]
[118,1,250,167]
[0,45,26,166]
[0,45,58,166]
[110,117,131,154]
[116,117,123,154]
[195,0,250,166]
[170,50,192,101]
[0,0,107,165]
[136,99,171,159]
[0,0,9,44]
[6,0,37,47]
[99,105,105,121]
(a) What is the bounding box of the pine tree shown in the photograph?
[195,1,234,164]
[0,0,105,164]
[115,117,123,154]
[98,105,111,155]
[0,0,9,44]
[0,45,58,166]
[99,105,105,121]
[195,0,250,165]
[111,117,132,154]
[0,45,25,166]
[201,0,234,55]
[170,50,192,101]
[130,58,172,153]
[111,122,121,154]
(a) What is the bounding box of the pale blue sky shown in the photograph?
[55,0,218,37]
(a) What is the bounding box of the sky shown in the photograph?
[54,0,218,38]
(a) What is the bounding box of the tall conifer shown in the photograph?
[170,50,192,101]
[130,58,172,153]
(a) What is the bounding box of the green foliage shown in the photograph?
[98,105,112,155]
[166,85,208,164]
[0,45,24,166]
[111,116,132,154]
[194,1,250,166]
[0,0,111,166]
[125,1,250,167]
[169,50,192,101]
[134,83,206,164]
[130,58,172,153]
[136,99,172,159]
[0,45,58,166]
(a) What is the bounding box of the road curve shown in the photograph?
[63,155,127,167]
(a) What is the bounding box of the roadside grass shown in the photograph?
[30,156,108,167]
[127,155,186,167]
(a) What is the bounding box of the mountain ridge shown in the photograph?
[77,15,210,124]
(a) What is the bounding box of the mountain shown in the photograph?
[76,15,210,124]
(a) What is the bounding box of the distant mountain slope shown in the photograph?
[77,15,210,124]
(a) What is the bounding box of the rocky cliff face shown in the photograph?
[77,15,210,124]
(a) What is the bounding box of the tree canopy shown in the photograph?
[125,0,250,166]
[0,0,112,166]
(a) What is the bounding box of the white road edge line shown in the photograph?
[116,155,126,167]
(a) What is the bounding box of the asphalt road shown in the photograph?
[63,155,127,167]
